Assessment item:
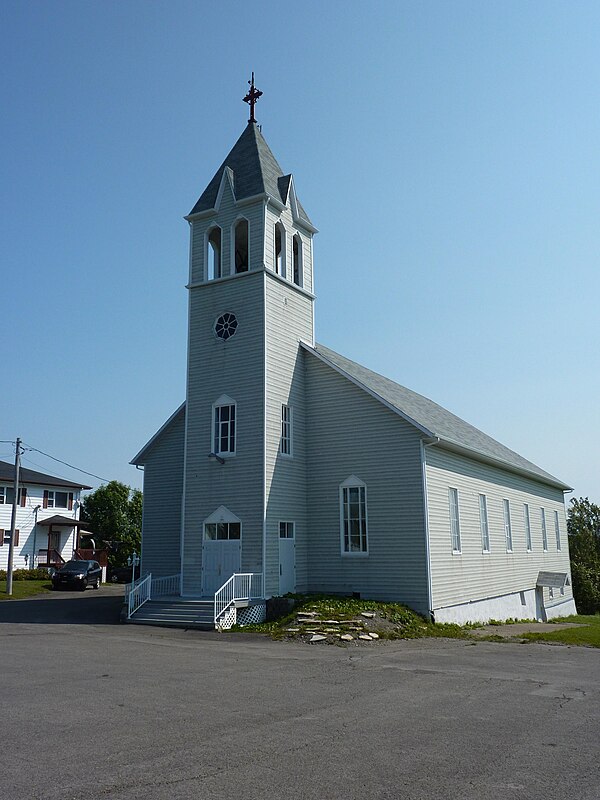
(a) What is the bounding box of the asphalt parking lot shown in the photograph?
[1,591,599,800]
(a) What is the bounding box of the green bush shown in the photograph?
[0,568,50,581]
[570,561,600,615]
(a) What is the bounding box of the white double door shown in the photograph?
[202,540,241,596]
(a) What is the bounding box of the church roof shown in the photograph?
[304,342,570,491]
[188,123,311,224]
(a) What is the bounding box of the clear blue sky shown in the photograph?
[2,1,598,502]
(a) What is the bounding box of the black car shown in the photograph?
[52,560,102,591]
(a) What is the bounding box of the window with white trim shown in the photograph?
[292,234,302,286]
[479,494,490,552]
[524,503,532,552]
[280,404,292,456]
[554,510,561,551]
[0,487,27,505]
[541,508,548,551]
[233,218,249,273]
[207,226,222,280]
[47,490,69,509]
[204,522,241,540]
[340,476,368,555]
[449,488,461,553]
[503,499,513,552]
[274,222,285,276]
[279,521,294,539]
[0,529,19,546]
[213,400,236,455]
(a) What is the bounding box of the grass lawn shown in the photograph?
[0,580,53,600]
[522,614,600,648]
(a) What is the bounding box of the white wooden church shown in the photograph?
[131,84,575,628]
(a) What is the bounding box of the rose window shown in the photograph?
[214,313,238,341]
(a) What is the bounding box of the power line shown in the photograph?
[21,442,110,484]
[20,455,93,487]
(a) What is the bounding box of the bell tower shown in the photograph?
[180,79,318,597]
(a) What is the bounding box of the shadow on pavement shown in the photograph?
[0,591,124,625]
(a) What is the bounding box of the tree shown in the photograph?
[81,481,142,568]
[567,497,600,614]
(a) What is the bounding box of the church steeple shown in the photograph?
[187,122,312,226]
[185,90,316,289]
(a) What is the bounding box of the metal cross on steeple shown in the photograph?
[243,72,263,124]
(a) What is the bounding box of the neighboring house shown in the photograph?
[131,100,575,625]
[0,461,91,572]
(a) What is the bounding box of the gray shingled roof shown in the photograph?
[0,460,91,489]
[304,343,569,490]
[189,123,311,224]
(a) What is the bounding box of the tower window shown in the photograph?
[293,234,302,286]
[274,222,285,277]
[234,219,249,273]
[214,312,238,341]
[207,227,222,280]
[280,404,292,456]
[213,399,236,455]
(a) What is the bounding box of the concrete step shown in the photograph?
[128,599,215,630]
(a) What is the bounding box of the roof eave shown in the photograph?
[429,438,572,492]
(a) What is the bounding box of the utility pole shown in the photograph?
[6,438,22,596]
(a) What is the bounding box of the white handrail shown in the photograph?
[151,573,180,597]
[127,573,152,618]
[214,572,264,627]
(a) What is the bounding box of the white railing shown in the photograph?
[127,573,152,618]
[214,572,263,627]
[151,574,180,597]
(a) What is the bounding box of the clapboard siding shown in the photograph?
[182,270,265,594]
[140,407,185,578]
[265,204,313,294]
[305,355,429,613]
[0,484,81,571]
[425,446,573,611]
[264,274,314,595]
[190,183,265,283]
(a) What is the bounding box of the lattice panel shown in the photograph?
[217,606,237,630]
[237,603,266,626]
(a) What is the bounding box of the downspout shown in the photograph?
[420,437,440,621]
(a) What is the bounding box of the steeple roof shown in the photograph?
[189,123,312,224]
